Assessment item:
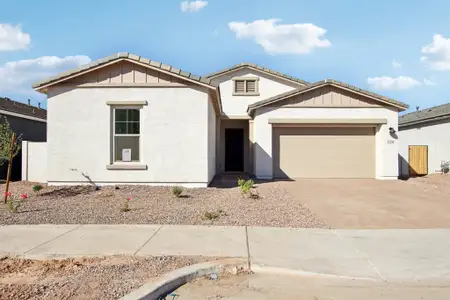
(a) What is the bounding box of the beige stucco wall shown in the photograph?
[22,141,47,183]
[46,85,211,187]
[207,97,217,183]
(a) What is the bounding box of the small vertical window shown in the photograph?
[233,78,259,95]
[113,108,140,162]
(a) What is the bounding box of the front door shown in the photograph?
[225,128,244,172]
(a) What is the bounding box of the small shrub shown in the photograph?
[237,177,246,187]
[201,209,227,221]
[237,179,254,194]
[121,197,131,212]
[32,184,43,192]
[5,192,25,213]
[172,186,183,198]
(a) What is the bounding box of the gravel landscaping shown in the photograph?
[0,181,328,228]
[0,255,211,300]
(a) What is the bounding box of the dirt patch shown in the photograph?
[0,255,212,300]
[0,181,327,228]
[284,174,450,229]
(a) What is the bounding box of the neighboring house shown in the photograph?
[29,52,408,187]
[0,97,46,181]
[398,103,450,177]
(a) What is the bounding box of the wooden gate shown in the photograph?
[408,145,428,176]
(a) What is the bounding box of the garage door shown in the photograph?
[273,127,375,178]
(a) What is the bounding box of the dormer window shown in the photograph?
[233,77,260,96]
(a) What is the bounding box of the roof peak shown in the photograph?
[206,62,309,86]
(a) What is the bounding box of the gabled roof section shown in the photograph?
[399,102,450,127]
[206,62,309,86]
[0,97,46,121]
[247,79,409,114]
[32,52,216,91]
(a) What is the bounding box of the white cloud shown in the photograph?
[228,19,331,55]
[0,55,91,95]
[367,76,421,90]
[423,78,437,86]
[180,1,208,12]
[0,24,31,51]
[421,34,450,70]
[392,60,401,68]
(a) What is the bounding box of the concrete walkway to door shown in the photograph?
[1,224,450,283]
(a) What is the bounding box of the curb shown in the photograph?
[251,264,380,281]
[120,258,248,300]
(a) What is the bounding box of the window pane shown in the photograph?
[115,109,127,122]
[128,122,140,134]
[115,122,127,134]
[127,109,140,122]
[115,136,139,161]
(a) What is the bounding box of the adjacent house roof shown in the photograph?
[0,97,46,121]
[247,79,409,114]
[206,62,309,86]
[32,52,216,91]
[399,102,450,127]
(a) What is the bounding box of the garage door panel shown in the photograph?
[273,127,375,179]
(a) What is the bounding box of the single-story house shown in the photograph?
[398,103,450,176]
[27,52,408,187]
[0,97,46,181]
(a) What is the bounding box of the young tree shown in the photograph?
[0,116,21,167]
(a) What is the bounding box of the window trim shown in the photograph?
[232,77,260,96]
[107,104,146,169]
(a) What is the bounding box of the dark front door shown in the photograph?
[225,128,244,172]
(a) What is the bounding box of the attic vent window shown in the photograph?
[232,77,260,96]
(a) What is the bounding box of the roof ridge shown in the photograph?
[400,102,450,118]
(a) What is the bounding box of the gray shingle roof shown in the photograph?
[206,62,309,86]
[247,79,409,114]
[399,102,450,127]
[0,97,46,120]
[32,52,214,89]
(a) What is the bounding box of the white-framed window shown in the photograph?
[233,77,259,96]
[113,107,140,162]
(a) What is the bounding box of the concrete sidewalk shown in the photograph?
[1,225,449,283]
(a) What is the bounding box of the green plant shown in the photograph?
[5,192,25,213]
[0,116,22,167]
[172,186,183,198]
[121,197,131,212]
[237,179,254,194]
[201,209,227,221]
[32,184,43,192]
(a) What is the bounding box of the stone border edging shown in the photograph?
[119,258,249,300]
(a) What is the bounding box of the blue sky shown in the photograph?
[1,0,450,112]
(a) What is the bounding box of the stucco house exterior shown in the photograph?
[398,103,450,177]
[28,52,408,187]
[0,97,46,181]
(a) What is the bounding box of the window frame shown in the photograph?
[232,77,260,96]
[113,106,141,163]
[105,102,147,170]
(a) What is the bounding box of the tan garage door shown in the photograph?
[273,127,375,178]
